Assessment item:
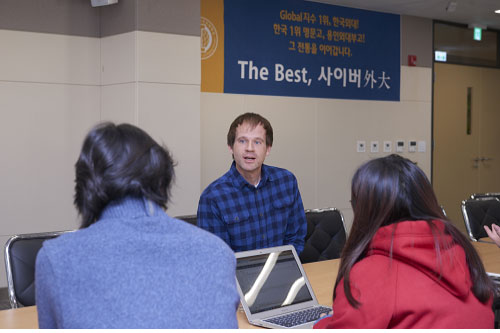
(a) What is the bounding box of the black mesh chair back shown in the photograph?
[461,197,500,242]
[4,231,70,308]
[471,193,500,200]
[299,208,347,264]
[175,214,198,226]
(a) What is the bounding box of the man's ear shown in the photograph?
[228,145,233,154]
[266,145,271,156]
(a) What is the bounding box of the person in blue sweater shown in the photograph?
[35,123,240,329]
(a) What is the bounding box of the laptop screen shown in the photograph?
[236,249,313,314]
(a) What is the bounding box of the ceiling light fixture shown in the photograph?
[495,9,500,14]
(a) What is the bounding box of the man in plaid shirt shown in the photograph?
[197,113,307,254]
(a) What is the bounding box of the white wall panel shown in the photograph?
[101,32,137,85]
[0,82,100,236]
[137,31,200,84]
[401,66,432,102]
[138,82,200,216]
[0,30,100,85]
[101,83,137,124]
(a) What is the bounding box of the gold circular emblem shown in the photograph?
[201,17,218,60]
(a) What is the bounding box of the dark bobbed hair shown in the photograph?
[227,113,273,148]
[74,122,175,228]
[336,154,493,307]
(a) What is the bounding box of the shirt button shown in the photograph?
[259,213,263,217]
[262,235,266,239]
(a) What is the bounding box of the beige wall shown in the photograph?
[201,65,432,231]
[0,29,201,288]
[100,31,201,216]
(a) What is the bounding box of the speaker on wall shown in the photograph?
[91,0,118,7]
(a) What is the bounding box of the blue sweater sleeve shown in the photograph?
[35,247,61,328]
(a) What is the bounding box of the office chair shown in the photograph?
[4,230,71,308]
[471,193,500,201]
[175,214,198,226]
[461,197,500,242]
[299,208,347,264]
[440,205,448,217]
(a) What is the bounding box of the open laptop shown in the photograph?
[235,245,332,329]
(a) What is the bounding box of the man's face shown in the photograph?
[229,122,271,178]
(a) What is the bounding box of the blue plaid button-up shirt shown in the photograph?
[197,162,307,254]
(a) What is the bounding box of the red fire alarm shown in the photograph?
[408,55,417,66]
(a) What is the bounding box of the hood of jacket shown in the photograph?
[368,220,471,298]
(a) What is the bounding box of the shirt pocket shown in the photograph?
[272,194,294,210]
[222,210,252,250]
[271,193,294,226]
[222,210,250,225]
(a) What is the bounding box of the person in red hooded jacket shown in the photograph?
[314,154,495,329]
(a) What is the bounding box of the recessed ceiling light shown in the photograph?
[495,9,500,14]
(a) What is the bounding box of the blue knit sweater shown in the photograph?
[35,196,240,328]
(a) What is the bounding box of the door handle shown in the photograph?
[473,157,493,168]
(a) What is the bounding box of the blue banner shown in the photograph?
[224,0,400,101]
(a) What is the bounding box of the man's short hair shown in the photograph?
[227,113,273,148]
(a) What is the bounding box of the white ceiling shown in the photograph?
[309,0,500,30]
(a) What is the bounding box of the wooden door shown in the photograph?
[478,68,500,192]
[433,63,480,232]
[433,63,500,232]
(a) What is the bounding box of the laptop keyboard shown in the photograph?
[263,306,331,328]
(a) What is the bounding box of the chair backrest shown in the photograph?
[175,214,198,226]
[4,231,71,308]
[299,208,347,264]
[471,193,500,201]
[440,205,448,217]
[461,197,500,242]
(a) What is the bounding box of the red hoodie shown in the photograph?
[314,220,494,329]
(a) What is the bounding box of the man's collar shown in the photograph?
[229,161,272,188]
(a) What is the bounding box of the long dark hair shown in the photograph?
[74,123,175,228]
[335,154,493,307]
